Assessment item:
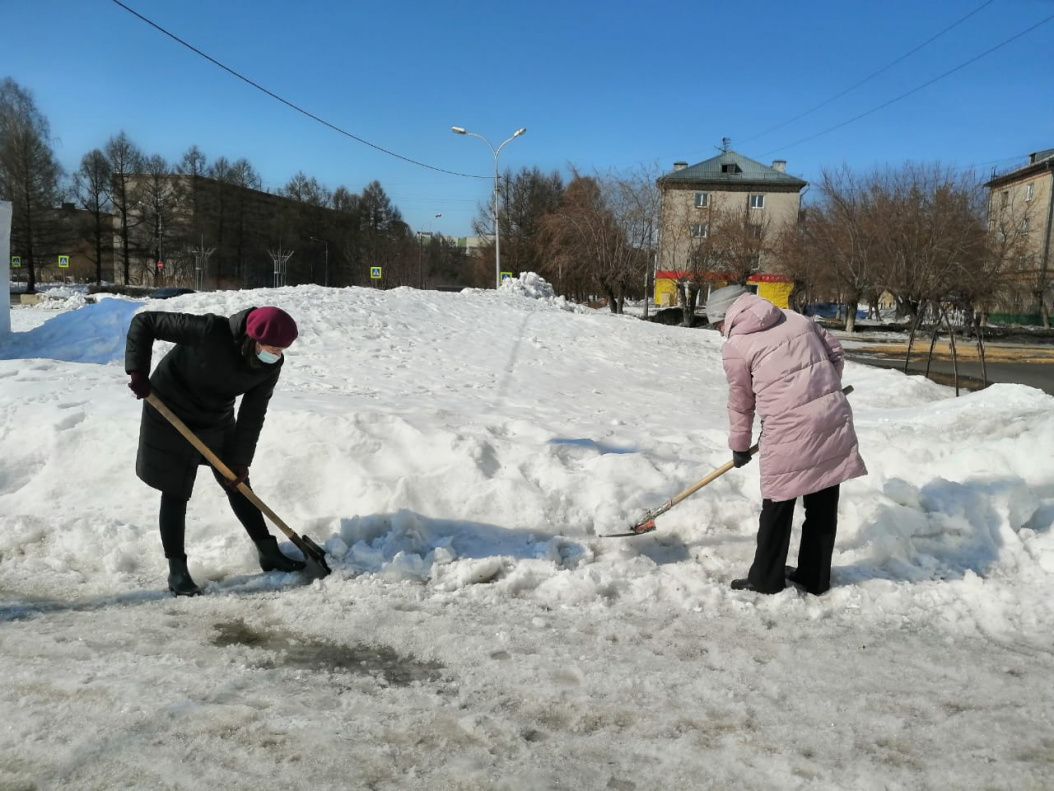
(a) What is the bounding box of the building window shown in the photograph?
[1001,191,1009,208]
[691,223,709,238]
[749,194,765,209]
[722,163,740,174]
[694,192,709,208]
[747,224,762,239]
[1026,183,1035,202]
[1021,218,1030,234]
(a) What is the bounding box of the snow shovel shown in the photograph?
[145,393,331,577]
[604,385,854,537]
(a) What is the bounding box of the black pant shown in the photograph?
[747,484,840,594]
[158,468,269,559]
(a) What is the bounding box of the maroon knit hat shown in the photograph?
[245,307,298,347]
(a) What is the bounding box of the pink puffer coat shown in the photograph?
[721,294,867,501]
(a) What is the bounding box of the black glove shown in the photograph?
[732,450,753,468]
[127,371,151,399]
[224,464,250,490]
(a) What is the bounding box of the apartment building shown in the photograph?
[985,148,1054,320]
[655,148,806,307]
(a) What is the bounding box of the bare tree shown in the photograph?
[660,200,770,326]
[178,145,208,179]
[330,185,361,287]
[0,78,63,293]
[608,164,662,316]
[355,180,413,288]
[225,158,263,283]
[805,167,881,331]
[772,209,832,313]
[71,148,113,284]
[473,166,564,287]
[104,132,144,284]
[710,203,771,285]
[135,153,177,284]
[541,172,640,312]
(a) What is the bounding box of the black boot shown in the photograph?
[167,556,203,597]
[730,578,784,594]
[255,536,306,573]
[784,565,829,595]
[785,565,804,586]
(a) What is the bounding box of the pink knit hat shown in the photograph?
[245,307,298,347]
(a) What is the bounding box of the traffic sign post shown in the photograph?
[57,255,70,268]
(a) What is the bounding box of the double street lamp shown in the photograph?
[451,126,526,289]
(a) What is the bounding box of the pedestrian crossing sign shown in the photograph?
[370,267,382,279]
[10,256,20,268]
[500,271,512,282]
[58,255,70,268]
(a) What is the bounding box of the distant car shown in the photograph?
[148,287,196,299]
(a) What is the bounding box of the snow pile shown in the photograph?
[11,284,91,311]
[498,271,585,312]
[1,285,1053,789]
[41,291,90,311]
[0,298,139,363]
[500,271,555,299]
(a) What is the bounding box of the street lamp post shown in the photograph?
[416,213,441,290]
[309,236,328,287]
[416,230,431,289]
[451,126,526,289]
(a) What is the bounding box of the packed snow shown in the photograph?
[1,278,1053,790]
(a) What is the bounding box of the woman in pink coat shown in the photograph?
[705,286,867,595]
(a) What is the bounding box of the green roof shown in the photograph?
[659,150,807,188]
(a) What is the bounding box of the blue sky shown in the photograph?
[4,0,1054,237]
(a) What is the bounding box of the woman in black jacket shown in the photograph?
[125,305,305,596]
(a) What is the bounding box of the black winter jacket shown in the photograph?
[125,307,283,498]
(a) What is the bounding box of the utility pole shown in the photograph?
[309,236,329,287]
[416,231,433,289]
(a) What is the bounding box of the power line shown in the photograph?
[742,0,995,145]
[761,11,1054,158]
[109,0,488,180]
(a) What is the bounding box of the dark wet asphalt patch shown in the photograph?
[211,619,444,686]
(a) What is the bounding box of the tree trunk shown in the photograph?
[844,299,858,332]
[642,260,652,320]
[944,309,960,397]
[677,283,693,327]
[974,313,987,388]
[924,305,941,379]
[904,306,925,374]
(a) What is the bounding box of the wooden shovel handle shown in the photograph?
[681,384,854,503]
[144,393,300,545]
[627,384,855,531]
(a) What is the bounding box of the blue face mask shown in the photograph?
[257,348,282,365]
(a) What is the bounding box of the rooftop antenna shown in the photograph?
[718,137,732,153]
